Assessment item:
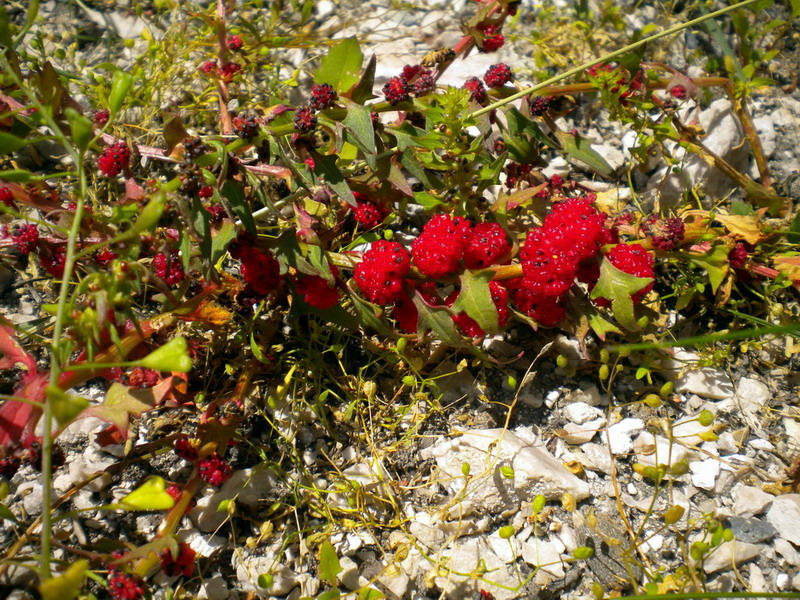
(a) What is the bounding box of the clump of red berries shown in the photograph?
[293,105,317,134]
[227,34,243,51]
[3,223,39,255]
[504,162,533,188]
[412,71,437,97]
[463,77,487,103]
[153,252,185,286]
[160,542,196,578]
[411,214,473,278]
[484,63,513,88]
[729,242,749,269]
[0,185,14,207]
[200,60,217,75]
[354,240,411,305]
[40,246,66,277]
[107,553,145,600]
[93,109,110,127]
[528,95,554,116]
[233,113,260,139]
[353,193,390,229]
[478,24,505,52]
[670,84,688,100]
[97,141,130,177]
[96,248,118,267]
[237,247,280,296]
[295,266,340,309]
[309,83,338,111]
[382,76,412,105]
[641,215,685,250]
[464,222,510,269]
[219,62,241,80]
[198,453,232,486]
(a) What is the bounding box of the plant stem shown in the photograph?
[470,0,762,118]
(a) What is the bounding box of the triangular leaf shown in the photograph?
[684,243,730,293]
[137,337,192,372]
[413,294,468,347]
[342,100,377,170]
[350,53,376,104]
[47,385,90,427]
[590,258,653,331]
[312,153,355,206]
[84,382,160,438]
[313,37,364,94]
[39,559,88,600]
[117,476,175,511]
[451,270,499,334]
[555,129,614,177]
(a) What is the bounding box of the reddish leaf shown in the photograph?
[84,382,172,439]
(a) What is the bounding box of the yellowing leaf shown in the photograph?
[137,336,192,372]
[40,560,88,600]
[715,213,763,244]
[773,255,800,282]
[85,382,160,438]
[118,476,175,511]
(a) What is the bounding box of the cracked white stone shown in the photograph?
[606,418,644,455]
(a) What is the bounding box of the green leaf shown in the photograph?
[137,337,192,373]
[499,465,514,479]
[731,200,755,216]
[46,385,90,427]
[587,311,622,340]
[313,153,356,205]
[555,129,614,177]
[792,0,800,17]
[684,244,729,293]
[350,53,376,104]
[0,6,12,48]
[347,285,397,339]
[64,108,93,152]
[191,197,211,260]
[590,257,653,331]
[451,270,499,334]
[358,588,384,600]
[413,294,467,347]
[86,382,159,436]
[120,191,166,240]
[503,107,553,163]
[0,132,30,155]
[211,220,238,265]
[313,37,364,94]
[118,476,175,511]
[318,589,342,600]
[221,180,256,234]
[0,503,19,524]
[342,100,376,169]
[319,541,342,586]
[572,546,595,559]
[109,70,133,116]
[787,211,800,245]
[39,559,88,600]
[0,169,35,182]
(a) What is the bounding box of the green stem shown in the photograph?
[470,0,762,118]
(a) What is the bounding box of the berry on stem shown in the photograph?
[484,63,513,88]
[382,76,412,105]
[463,77,487,103]
[293,105,317,134]
[354,240,411,305]
[97,141,130,177]
[198,453,232,486]
[309,83,338,110]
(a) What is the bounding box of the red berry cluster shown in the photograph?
[97,141,130,177]
[670,84,688,100]
[463,77,487,103]
[478,24,505,52]
[729,242,749,269]
[484,63,512,88]
[174,434,199,461]
[528,95,554,116]
[41,246,66,277]
[411,214,473,278]
[107,553,145,600]
[198,453,232,486]
[295,267,340,310]
[354,241,411,305]
[219,62,241,80]
[504,162,533,188]
[93,109,110,127]
[200,60,217,75]
[512,197,613,325]
[464,222,511,269]
[2,223,39,255]
[382,76,412,105]
[160,542,196,578]
[353,192,390,229]
[411,71,436,97]
[153,252,185,286]
[227,34,243,51]
[293,105,317,134]
[235,245,280,296]
[641,215,685,250]
[96,247,118,267]
[309,83,338,111]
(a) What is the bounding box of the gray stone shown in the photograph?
[793,571,800,592]
[520,538,566,577]
[191,467,278,532]
[736,378,771,415]
[724,517,776,544]
[733,485,774,517]
[702,540,762,574]
[432,536,521,600]
[233,548,300,597]
[775,538,800,566]
[606,418,644,454]
[633,432,692,468]
[197,576,232,600]
[690,458,720,491]
[423,428,590,518]
[666,351,734,399]
[752,115,776,158]
[564,402,604,425]
[748,563,768,592]
[766,495,800,545]
[560,417,606,444]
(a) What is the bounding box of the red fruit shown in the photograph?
[641,215,685,250]
[478,26,505,52]
[393,292,419,333]
[200,60,218,75]
[153,252,185,286]
[463,77,487,103]
[125,367,160,388]
[309,83,338,111]
[40,246,66,277]
[161,542,196,578]
[670,84,688,99]
[108,571,146,600]
[464,222,510,269]
[198,453,232,486]
[382,76,412,105]
[505,278,566,326]
[411,214,473,278]
[542,196,608,260]
[295,271,339,309]
[239,248,280,296]
[0,185,14,206]
[93,109,110,127]
[199,185,214,199]
[96,247,118,266]
[354,241,411,305]
[528,95,554,116]
[400,64,422,82]
[219,62,241,80]
[227,34,243,51]
[3,223,39,255]
[412,71,436,97]
[729,242,748,269]
[293,105,317,134]
[205,203,225,222]
[504,162,532,188]
[174,434,198,461]
[353,194,390,229]
[232,113,260,139]
[97,141,130,177]
[484,63,513,88]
